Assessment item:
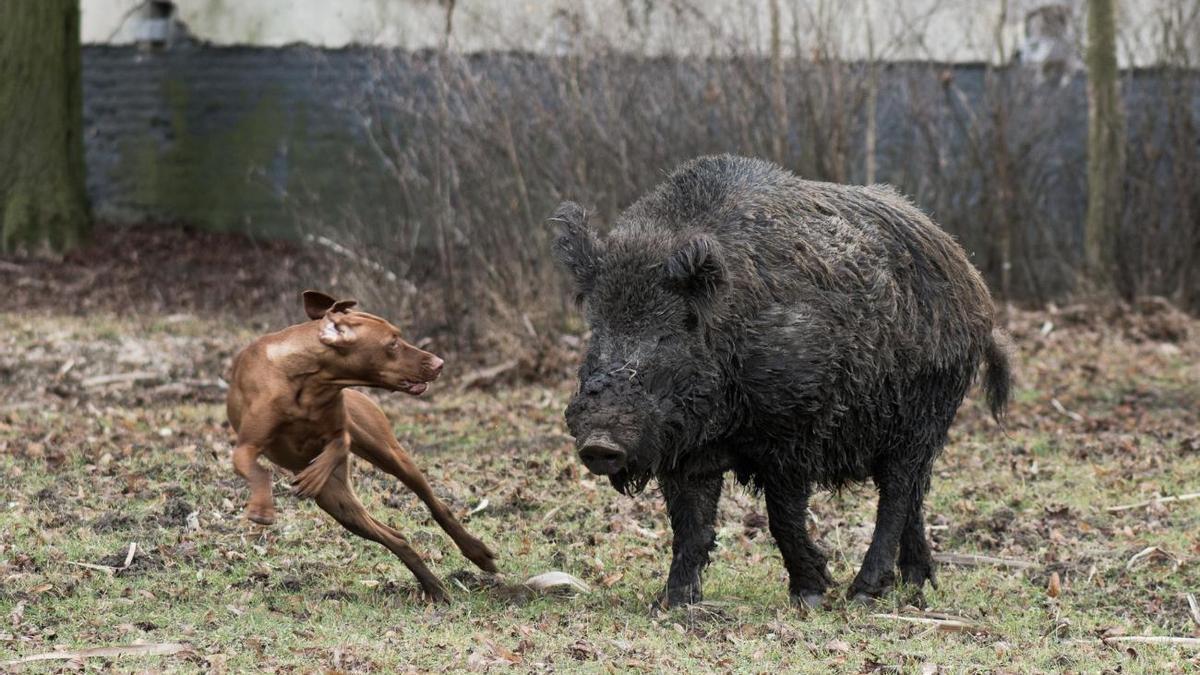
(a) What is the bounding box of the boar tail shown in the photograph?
[982,329,1013,424]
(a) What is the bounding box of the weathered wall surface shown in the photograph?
[79,44,1195,251]
[82,0,1198,67]
[83,45,398,236]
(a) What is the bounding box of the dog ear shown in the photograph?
[318,314,357,347]
[303,291,358,320]
[330,299,358,314]
[303,290,338,320]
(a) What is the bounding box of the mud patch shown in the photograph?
[97,546,164,576]
[154,496,196,529]
[90,512,137,533]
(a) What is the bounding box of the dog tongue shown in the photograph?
[408,382,428,395]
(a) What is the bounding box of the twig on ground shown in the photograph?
[1,642,191,666]
[1187,593,1200,629]
[540,504,565,523]
[457,360,519,391]
[1106,492,1200,512]
[303,234,416,293]
[1125,546,1175,571]
[121,542,137,568]
[81,371,160,388]
[933,552,1036,569]
[1050,398,1084,422]
[64,561,118,574]
[871,613,988,633]
[66,542,138,576]
[1102,636,1200,648]
[467,498,489,516]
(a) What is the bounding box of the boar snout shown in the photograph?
[578,431,627,475]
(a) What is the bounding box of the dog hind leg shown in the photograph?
[315,461,450,602]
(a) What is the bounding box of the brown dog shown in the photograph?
[226,290,497,601]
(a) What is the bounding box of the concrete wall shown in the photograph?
[82,0,1199,67]
[81,44,1196,223]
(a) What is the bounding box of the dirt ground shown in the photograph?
[1,227,1199,672]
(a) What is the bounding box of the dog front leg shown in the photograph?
[292,431,350,498]
[233,443,276,525]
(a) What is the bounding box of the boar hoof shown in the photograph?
[655,584,702,611]
[790,591,826,610]
[849,591,878,607]
[899,562,937,590]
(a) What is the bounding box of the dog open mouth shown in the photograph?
[397,381,429,396]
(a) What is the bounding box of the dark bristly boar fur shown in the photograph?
[552,155,1012,608]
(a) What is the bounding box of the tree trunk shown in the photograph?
[0,0,89,254]
[768,0,786,164]
[1084,0,1124,290]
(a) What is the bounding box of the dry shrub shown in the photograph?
[292,5,1199,369]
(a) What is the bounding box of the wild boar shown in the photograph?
[552,155,1011,608]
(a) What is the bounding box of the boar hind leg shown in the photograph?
[849,454,935,602]
[763,480,831,608]
[897,476,937,591]
[658,473,723,608]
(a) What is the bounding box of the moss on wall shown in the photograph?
[119,76,296,236]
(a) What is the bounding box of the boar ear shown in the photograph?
[303,290,337,320]
[550,201,603,299]
[664,234,725,301]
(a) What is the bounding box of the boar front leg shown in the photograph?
[657,472,723,608]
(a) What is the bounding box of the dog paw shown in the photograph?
[423,581,452,604]
[245,505,276,525]
[291,463,332,498]
[463,539,498,573]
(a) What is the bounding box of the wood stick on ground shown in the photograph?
[871,613,988,634]
[1,642,192,667]
[1187,593,1200,629]
[1125,545,1175,571]
[64,561,119,574]
[1106,492,1200,512]
[933,552,1036,569]
[65,542,138,576]
[1051,397,1084,422]
[1102,636,1200,648]
[80,371,160,388]
[457,360,519,391]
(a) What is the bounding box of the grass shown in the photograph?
[1,308,1199,672]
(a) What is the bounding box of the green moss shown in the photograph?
[120,77,294,236]
[0,1,89,254]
